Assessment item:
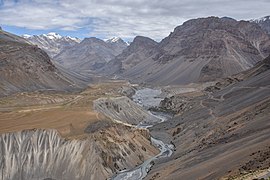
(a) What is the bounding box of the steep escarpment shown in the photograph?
[0,125,158,180]
[0,30,82,97]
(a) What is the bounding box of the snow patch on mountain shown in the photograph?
[105,37,129,45]
[251,15,270,34]
[106,37,121,43]
[22,32,81,57]
[251,16,270,23]
[22,34,31,38]
[43,32,62,39]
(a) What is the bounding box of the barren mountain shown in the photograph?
[252,16,270,34]
[99,36,158,75]
[54,37,127,73]
[147,55,270,180]
[22,32,80,57]
[106,37,129,54]
[0,29,83,97]
[106,17,270,85]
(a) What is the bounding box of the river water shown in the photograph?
[111,88,174,180]
[132,88,163,108]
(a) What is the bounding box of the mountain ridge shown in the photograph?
[103,16,270,85]
[54,36,128,73]
[251,15,270,34]
[22,32,81,58]
[99,36,158,75]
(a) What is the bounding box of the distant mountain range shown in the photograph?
[22,33,128,74]
[20,16,270,85]
[54,37,128,73]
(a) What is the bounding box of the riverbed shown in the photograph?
[111,88,174,180]
[132,88,163,108]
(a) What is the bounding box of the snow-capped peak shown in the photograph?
[43,32,62,40]
[67,36,81,43]
[21,32,81,43]
[22,34,31,38]
[105,37,129,46]
[251,16,270,23]
[106,37,122,43]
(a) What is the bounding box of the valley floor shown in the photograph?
[0,78,270,180]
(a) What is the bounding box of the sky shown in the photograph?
[0,0,269,41]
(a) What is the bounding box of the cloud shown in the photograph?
[0,0,269,40]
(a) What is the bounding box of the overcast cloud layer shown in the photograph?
[0,0,269,40]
